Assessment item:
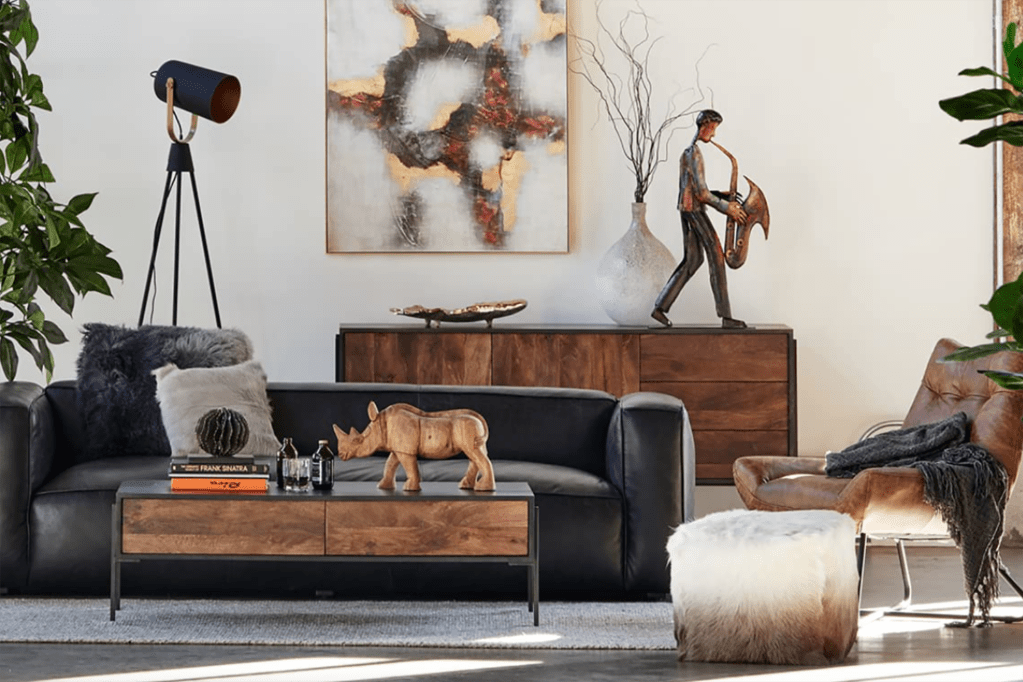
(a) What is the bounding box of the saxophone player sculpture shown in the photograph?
[651,110,770,329]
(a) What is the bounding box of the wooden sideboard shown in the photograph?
[336,324,796,484]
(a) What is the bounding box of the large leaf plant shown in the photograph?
[939,21,1023,146]
[0,0,121,381]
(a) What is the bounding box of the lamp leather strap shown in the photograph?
[165,78,198,143]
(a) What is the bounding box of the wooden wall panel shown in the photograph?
[640,334,788,382]
[325,500,529,556]
[122,499,325,556]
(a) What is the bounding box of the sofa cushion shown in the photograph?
[268,383,617,477]
[334,457,620,497]
[36,456,170,494]
[154,360,281,457]
[75,324,253,462]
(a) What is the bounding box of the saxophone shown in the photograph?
[710,140,771,269]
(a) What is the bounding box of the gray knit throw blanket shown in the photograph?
[825,412,1009,624]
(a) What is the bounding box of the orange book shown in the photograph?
[170,477,267,493]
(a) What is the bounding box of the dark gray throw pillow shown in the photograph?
[75,323,253,462]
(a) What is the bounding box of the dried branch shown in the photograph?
[569,0,708,203]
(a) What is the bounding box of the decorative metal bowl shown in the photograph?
[390,299,527,328]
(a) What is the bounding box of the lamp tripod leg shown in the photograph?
[187,171,222,329]
[138,171,177,327]
[172,170,183,326]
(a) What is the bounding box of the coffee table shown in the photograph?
[110,480,538,623]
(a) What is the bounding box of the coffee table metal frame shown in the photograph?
[110,480,539,624]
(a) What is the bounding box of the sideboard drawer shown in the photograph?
[325,499,530,556]
[639,333,789,382]
[121,499,325,556]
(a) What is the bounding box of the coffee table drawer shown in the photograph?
[121,499,325,555]
[325,499,529,556]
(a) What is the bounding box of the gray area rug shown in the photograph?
[0,598,675,650]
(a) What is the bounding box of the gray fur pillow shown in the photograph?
[75,323,253,461]
[154,360,281,457]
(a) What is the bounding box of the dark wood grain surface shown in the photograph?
[325,500,529,556]
[121,499,325,556]
[338,325,797,483]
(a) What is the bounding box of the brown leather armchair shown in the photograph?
[733,338,1023,622]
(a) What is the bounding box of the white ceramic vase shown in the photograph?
[595,202,676,326]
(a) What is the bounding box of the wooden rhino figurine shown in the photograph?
[332,402,494,492]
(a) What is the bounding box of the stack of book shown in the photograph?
[168,455,271,492]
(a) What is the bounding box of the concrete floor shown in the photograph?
[2,545,1021,682]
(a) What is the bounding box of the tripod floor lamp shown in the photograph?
[138,60,241,328]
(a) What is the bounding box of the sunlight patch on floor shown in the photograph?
[39,656,543,682]
[703,661,1016,682]
[39,658,388,682]
[472,631,563,645]
[858,617,946,635]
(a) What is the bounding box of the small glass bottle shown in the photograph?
[311,439,335,491]
[276,437,298,489]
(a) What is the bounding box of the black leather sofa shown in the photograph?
[1,380,694,599]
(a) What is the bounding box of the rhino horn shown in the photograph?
[332,424,347,442]
[349,426,358,438]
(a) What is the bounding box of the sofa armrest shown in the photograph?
[1,381,56,592]
[606,391,694,593]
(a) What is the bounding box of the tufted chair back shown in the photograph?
[902,338,1023,486]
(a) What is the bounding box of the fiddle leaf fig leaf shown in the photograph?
[941,343,1015,362]
[958,67,1014,87]
[1009,43,1023,91]
[1006,22,1018,61]
[959,121,1023,147]
[938,88,1023,121]
[982,273,1023,331]
[981,370,1023,391]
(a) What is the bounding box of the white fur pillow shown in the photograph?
[153,359,281,457]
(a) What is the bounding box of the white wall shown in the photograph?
[28,0,995,512]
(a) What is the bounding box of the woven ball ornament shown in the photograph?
[195,407,250,456]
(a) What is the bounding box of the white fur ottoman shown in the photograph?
[666,509,858,665]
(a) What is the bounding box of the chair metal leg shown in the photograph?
[892,538,912,609]
[871,538,1022,625]
[1001,565,1023,600]
[857,533,889,625]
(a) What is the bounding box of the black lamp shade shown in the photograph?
[154,60,240,124]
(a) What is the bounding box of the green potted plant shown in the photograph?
[0,0,121,381]
[938,21,1023,378]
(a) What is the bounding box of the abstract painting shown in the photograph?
[325,0,568,253]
